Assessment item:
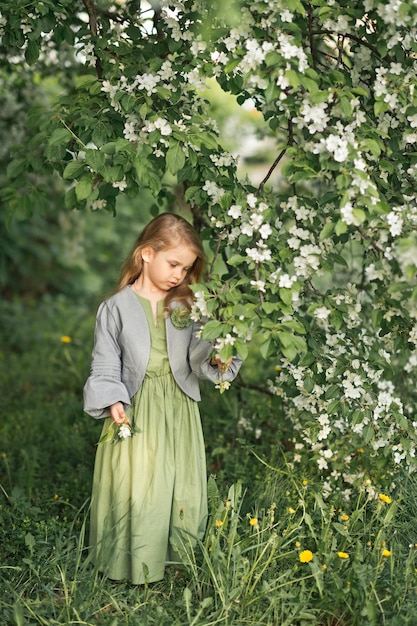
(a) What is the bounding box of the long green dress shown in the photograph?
[89,295,208,584]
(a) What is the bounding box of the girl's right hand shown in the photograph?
[110,402,130,425]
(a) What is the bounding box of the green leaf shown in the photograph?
[75,177,93,201]
[63,161,85,180]
[202,320,225,340]
[48,128,73,147]
[166,142,186,175]
[7,159,27,179]
[25,40,40,64]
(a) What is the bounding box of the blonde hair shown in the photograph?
[118,213,205,310]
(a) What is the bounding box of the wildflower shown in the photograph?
[299,550,314,563]
[338,552,349,559]
[322,564,327,570]
[53,494,59,500]
[61,335,71,343]
[289,507,296,514]
[295,541,301,548]
[382,549,391,557]
[341,514,349,521]
[215,520,223,528]
[302,480,308,486]
[249,517,259,527]
[378,493,392,504]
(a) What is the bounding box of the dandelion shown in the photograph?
[322,564,327,570]
[378,493,392,504]
[299,550,314,563]
[338,551,349,559]
[249,517,259,527]
[61,335,71,343]
[289,507,296,514]
[53,494,59,500]
[215,519,223,528]
[341,514,349,521]
[382,549,391,557]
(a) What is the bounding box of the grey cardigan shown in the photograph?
[83,285,242,418]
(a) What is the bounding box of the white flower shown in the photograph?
[136,72,160,96]
[228,204,242,219]
[118,424,132,439]
[250,280,266,292]
[314,307,331,321]
[154,118,172,136]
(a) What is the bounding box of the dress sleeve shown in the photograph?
[188,321,242,383]
[83,302,132,419]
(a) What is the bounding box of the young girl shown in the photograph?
[83,213,242,584]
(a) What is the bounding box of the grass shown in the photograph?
[1,295,417,625]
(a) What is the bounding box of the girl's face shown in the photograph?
[142,244,197,292]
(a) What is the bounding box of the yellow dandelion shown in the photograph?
[302,480,308,486]
[61,335,72,343]
[337,551,349,559]
[288,507,296,514]
[299,550,314,563]
[215,520,223,528]
[378,493,392,504]
[53,494,59,500]
[382,549,391,557]
[249,517,258,527]
[357,447,364,453]
[341,514,349,521]
[322,564,327,570]
[295,541,301,548]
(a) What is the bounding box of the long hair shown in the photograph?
[118,213,205,310]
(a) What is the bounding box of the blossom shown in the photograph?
[60,335,71,343]
[299,550,314,563]
[249,517,259,527]
[378,493,392,504]
[382,549,391,557]
[215,519,223,528]
[118,423,132,439]
[228,204,242,219]
[337,552,349,559]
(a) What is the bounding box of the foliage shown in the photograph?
[1,1,417,510]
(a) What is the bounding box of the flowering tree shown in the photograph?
[2,0,417,499]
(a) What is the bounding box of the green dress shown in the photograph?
[89,295,208,584]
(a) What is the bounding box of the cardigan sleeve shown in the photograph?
[83,302,132,419]
[188,321,242,383]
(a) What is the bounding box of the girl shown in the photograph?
[83,213,241,584]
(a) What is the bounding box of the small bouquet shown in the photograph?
[99,420,140,444]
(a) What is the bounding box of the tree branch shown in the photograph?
[82,0,103,79]
[257,119,294,194]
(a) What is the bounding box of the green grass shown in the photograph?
[1,295,417,625]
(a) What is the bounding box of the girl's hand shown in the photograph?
[110,402,130,426]
[210,355,233,374]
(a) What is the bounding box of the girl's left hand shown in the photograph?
[210,355,232,373]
